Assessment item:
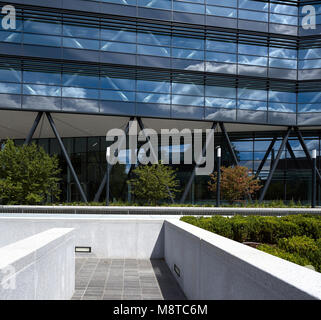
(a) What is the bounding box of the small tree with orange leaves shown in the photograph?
[208,166,262,203]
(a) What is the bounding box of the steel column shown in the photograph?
[286,141,301,169]
[216,147,221,207]
[180,122,217,203]
[219,122,238,165]
[312,150,317,208]
[295,127,321,184]
[46,112,88,203]
[259,127,292,202]
[24,112,43,145]
[93,117,134,202]
[255,136,277,178]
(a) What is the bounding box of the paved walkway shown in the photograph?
[72,257,186,300]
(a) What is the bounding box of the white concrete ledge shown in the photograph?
[164,219,321,300]
[0,228,75,300]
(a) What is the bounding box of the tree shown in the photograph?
[0,139,61,205]
[208,166,262,203]
[128,162,180,205]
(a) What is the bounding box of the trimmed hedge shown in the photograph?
[257,244,312,268]
[180,215,321,272]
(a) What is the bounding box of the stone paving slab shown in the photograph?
[71,256,186,300]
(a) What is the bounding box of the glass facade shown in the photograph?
[1,0,321,203]
[13,130,321,204]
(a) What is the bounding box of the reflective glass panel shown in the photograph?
[23,84,61,96]
[100,90,135,102]
[136,92,170,104]
[0,82,21,94]
[172,95,204,106]
[62,87,99,99]
[172,82,203,96]
[102,77,136,91]
[137,44,170,57]
[0,68,21,82]
[101,28,136,43]
[23,71,60,85]
[137,80,170,93]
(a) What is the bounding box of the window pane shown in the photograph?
[238,44,268,56]
[0,31,22,43]
[137,80,170,93]
[136,92,170,104]
[172,95,204,106]
[269,102,296,112]
[206,40,236,53]
[269,58,297,69]
[172,48,204,60]
[173,2,204,14]
[62,74,99,88]
[23,84,61,96]
[269,91,296,103]
[23,71,60,85]
[101,41,136,53]
[0,82,21,94]
[24,20,61,35]
[137,44,170,57]
[102,77,136,91]
[206,51,236,63]
[101,90,135,102]
[205,97,236,108]
[62,87,99,99]
[63,37,99,50]
[238,55,268,66]
[0,68,21,82]
[205,86,236,98]
[138,0,172,10]
[238,88,267,100]
[63,25,99,39]
[269,47,297,59]
[206,6,236,18]
[172,82,203,96]
[138,32,171,46]
[101,28,136,43]
[238,100,267,110]
[238,10,268,22]
[24,33,60,47]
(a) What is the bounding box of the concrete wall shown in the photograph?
[0,228,74,300]
[0,215,164,258]
[164,219,321,300]
[1,214,321,300]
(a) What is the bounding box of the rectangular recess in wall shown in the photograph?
[174,264,181,277]
[75,246,91,253]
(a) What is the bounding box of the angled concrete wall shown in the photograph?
[164,220,321,300]
[0,215,165,258]
[0,228,75,300]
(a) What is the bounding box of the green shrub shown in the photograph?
[180,216,200,227]
[181,214,321,271]
[229,216,251,242]
[277,236,321,272]
[281,215,321,239]
[208,216,233,239]
[258,244,311,267]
